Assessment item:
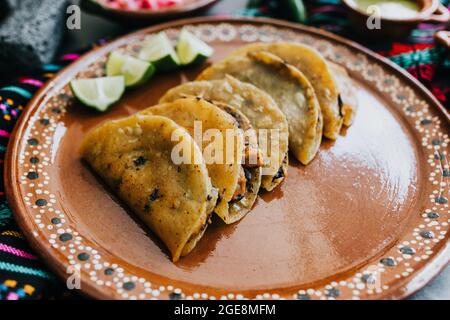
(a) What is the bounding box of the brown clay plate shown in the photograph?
[5,17,450,300]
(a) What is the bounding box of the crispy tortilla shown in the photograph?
[80,115,218,262]
[140,97,261,224]
[227,42,343,140]
[198,51,322,165]
[328,62,358,127]
[160,76,289,191]
[212,102,263,221]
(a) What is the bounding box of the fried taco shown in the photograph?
[328,62,358,127]
[140,97,262,224]
[160,76,289,191]
[80,115,218,262]
[225,42,343,140]
[198,51,322,165]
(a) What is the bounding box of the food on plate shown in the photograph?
[198,51,322,165]
[139,32,181,71]
[138,30,213,71]
[328,62,359,127]
[70,76,125,112]
[212,102,263,219]
[160,76,289,191]
[176,29,214,66]
[227,42,343,140]
[79,35,360,262]
[106,51,155,88]
[80,114,218,262]
[140,97,262,224]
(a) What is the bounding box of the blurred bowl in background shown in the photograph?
[342,0,449,39]
[81,0,220,25]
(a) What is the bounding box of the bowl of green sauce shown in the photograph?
[343,0,449,39]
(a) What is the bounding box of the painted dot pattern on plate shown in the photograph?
[12,22,450,300]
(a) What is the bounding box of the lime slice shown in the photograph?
[176,29,214,66]
[106,51,155,87]
[138,32,180,72]
[70,76,125,112]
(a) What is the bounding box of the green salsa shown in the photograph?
[349,0,420,19]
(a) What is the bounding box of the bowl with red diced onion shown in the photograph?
[81,0,220,24]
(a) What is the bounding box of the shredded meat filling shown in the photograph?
[243,140,264,168]
[232,166,248,201]
[231,131,265,202]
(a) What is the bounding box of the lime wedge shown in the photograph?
[138,32,180,72]
[106,51,155,88]
[70,76,125,112]
[176,29,214,66]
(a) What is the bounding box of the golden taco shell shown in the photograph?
[80,115,217,262]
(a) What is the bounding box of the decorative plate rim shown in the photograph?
[5,17,450,300]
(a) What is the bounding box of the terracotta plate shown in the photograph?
[5,17,450,300]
